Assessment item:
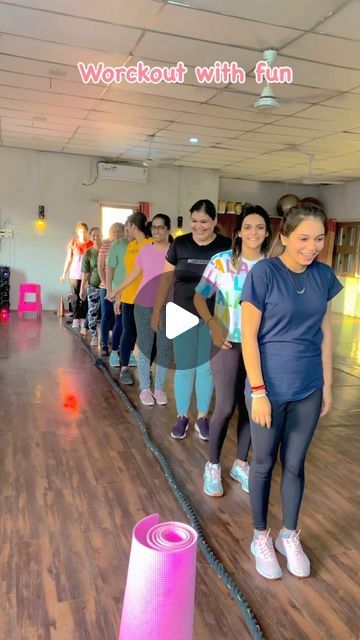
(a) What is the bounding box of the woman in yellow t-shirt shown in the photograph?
[112,212,152,385]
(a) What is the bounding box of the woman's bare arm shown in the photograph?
[241,301,271,429]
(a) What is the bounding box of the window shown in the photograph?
[333,222,360,277]
[101,205,135,238]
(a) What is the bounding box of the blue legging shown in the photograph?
[173,320,214,416]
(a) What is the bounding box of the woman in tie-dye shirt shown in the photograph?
[194,206,272,498]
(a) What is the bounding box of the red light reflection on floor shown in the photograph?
[58,370,80,420]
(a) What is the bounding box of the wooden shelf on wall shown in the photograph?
[216,213,282,241]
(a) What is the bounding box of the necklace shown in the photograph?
[286,266,307,294]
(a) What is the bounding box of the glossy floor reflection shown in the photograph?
[0,311,359,640]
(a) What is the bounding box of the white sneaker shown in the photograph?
[72,319,80,329]
[251,531,282,580]
[275,531,310,577]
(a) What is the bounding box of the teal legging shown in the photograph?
[173,320,214,416]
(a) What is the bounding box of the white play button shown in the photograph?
[165,302,199,339]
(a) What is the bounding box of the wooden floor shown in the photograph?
[0,312,359,640]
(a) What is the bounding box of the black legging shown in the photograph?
[209,343,251,464]
[70,278,87,320]
[120,303,137,366]
[246,389,323,531]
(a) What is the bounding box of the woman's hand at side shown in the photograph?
[209,318,232,350]
[252,395,272,429]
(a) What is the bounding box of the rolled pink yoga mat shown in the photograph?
[119,513,198,640]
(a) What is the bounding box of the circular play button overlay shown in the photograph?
[133,271,231,372]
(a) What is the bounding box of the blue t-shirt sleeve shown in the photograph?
[240,262,268,312]
[166,239,178,266]
[195,259,218,298]
[327,269,343,301]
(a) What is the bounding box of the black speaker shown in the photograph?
[0,265,10,310]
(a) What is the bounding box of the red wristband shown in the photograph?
[251,384,266,391]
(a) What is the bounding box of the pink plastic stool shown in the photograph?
[17,283,42,319]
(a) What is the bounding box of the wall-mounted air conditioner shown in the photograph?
[98,163,148,183]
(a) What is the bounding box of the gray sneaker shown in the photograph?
[120,368,133,385]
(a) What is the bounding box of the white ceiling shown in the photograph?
[1,0,360,183]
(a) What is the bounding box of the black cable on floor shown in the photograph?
[65,323,265,640]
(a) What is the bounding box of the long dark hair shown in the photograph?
[127,211,149,237]
[231,205,272,268]
[269,204,327,257]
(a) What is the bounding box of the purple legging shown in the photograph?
[209,342,251,464]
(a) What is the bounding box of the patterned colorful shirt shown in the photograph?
[196,250,262,342]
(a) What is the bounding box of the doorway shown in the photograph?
[101,205,135,238]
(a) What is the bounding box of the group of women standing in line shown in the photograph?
[150,198,341,581]
[61,198,342,581]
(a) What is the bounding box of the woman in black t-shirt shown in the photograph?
[151,199,231,440]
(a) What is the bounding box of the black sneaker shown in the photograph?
[100,345,109,356]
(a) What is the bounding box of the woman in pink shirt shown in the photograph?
[110,214,171,405]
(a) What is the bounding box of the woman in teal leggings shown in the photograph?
[151,199,231,440]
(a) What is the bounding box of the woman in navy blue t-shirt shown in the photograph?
[241,204,342,581]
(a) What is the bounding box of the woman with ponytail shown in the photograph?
[241,204,342,580]
[109,212,152,385]
[194,205,271,497]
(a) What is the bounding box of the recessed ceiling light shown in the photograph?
[189,137,198,144]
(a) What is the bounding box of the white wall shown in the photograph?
[2,143,357,311]
[320,183,360,221]
[0,147,219,309]
[219,177,322,215]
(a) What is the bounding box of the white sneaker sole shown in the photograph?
[171,425,189,440]
[203,486,224,497]
[194,423,209,441]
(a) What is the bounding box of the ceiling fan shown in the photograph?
[253,49,335,110]
[264,146,344,184]
[141,134,179,167]
[300,154,344,185]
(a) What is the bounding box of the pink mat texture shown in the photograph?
[119,513,198,640]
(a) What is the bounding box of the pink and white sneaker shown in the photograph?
[251,530,282,580]
[139,389,155,406]
[275,530,310,577]
[153,389,168,405]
